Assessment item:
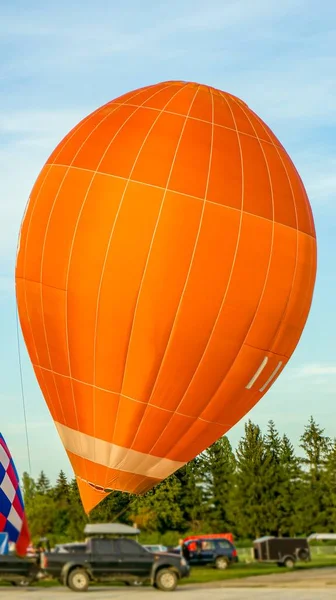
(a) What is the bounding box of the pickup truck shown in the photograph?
[41,536,190,591]
[0,554,39,586]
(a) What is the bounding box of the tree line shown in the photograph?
[22,417,336,547]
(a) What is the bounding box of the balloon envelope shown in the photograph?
[15,81,317,512]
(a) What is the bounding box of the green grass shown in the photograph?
[181,556,336,585]
[1,556,336,588]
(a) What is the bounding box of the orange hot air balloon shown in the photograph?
[15,81,317,513]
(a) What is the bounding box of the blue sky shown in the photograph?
[1,0,336,482]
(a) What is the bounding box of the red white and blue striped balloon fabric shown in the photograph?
[0,433,30,555]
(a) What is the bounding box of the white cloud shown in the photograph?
[0,109,86,136]
[291,363,336,378]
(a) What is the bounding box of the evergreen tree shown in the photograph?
[130,475,184,533]
[26,493,57,541]
[233,421,269,539]
[36,471,51,495]
[200,436,236,532]
[263,420,289,536]
[175,459,205,532]
[299,417,330,533]
[21,472,36,504]
[65,479,87,541]
[51,471,71,538]
[278,434,303,536]
[91,490,133,525]
[53,470,70,501]
[323,438,336,531]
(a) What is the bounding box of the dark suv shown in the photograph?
[182,537,238,569]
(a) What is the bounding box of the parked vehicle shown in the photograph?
[181,535,238,569]
[0,554,39,586]
[253,536,311,568]
[41,523,189,592]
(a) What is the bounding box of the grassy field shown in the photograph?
[1,555,336,587]
[182,555,336,585]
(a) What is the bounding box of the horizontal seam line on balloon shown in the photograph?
[104,102,283,148]
[76,474,160,490]
[31,363,230,427]
[44,163,316,240]
[244,342,286,358]
[15,277,65,292]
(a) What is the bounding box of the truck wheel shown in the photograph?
[284,557,295,569]
[67,568,89,592]
[155,568,178,591]
[215,556,229,570]
[297,548,309,562]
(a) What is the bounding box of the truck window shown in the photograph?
[117,539,145,555]
[92,539,117,555]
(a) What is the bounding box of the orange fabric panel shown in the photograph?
[261,141,297,229]
[98,108,161,179]
[130,112,185,188]
[272,232,317,357]
[71,105,139,171]
[121,189,203,401]
[245,222,297,350]
[66,173,128,383]
[169,117,212,198]
[207,126,242,209]
[148,204,241,412]
[15,80,317,513]
[19,165,68,283]
[240,134,273,220]
[93,182,164,392]
[225,94,257,137]
[165,84,199,114]
[16,164,52,279]
[48,106,115,166]
[177,212,273,416]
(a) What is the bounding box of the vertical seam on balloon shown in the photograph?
[156,91,245,429]
[107,85,201,492]
[249,112,300,359]
[160,95,277,454]
[149,93,270,459]
[83,84,188,491]
[129,87,215,460]
[36,88,154,487]
[60,85,175,488]
[101,84,192,493]
[149,88,215,401]
[194,96,276,423]
[62,83,168,494]
[16,109,101,426]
